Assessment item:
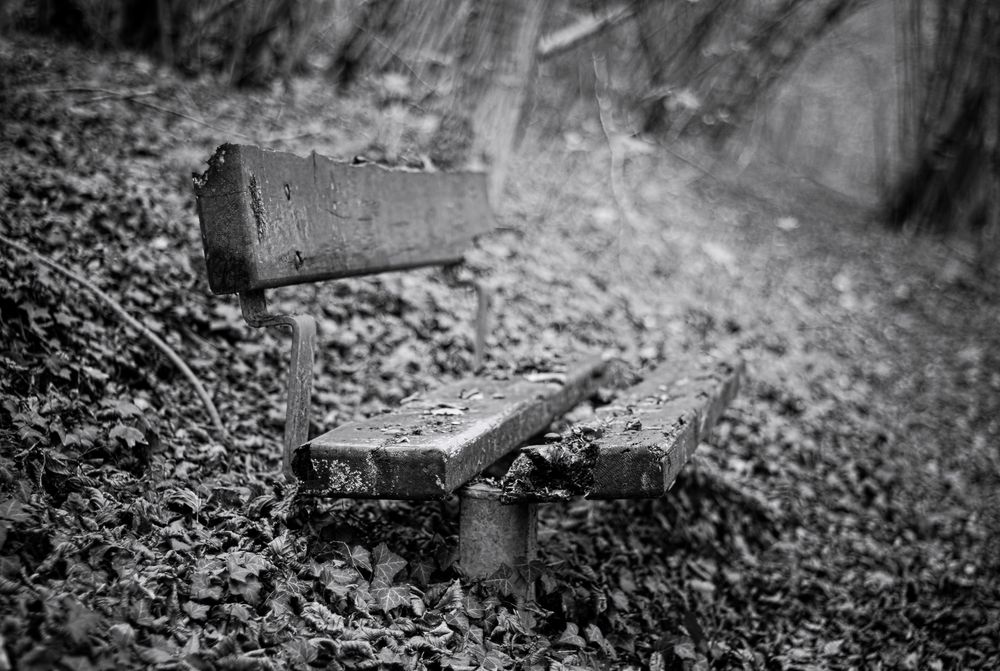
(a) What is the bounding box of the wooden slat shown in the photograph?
[194,144,495,294]
[293,356,610,499]
[499,355,743,501]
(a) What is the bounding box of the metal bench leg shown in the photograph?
[239,290,317,479]
[459,483,537,600]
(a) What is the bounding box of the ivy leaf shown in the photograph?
[0,498,31,523]
[462,594,485,619]
[229,574,263,605]
[63,599,103,646]
[320,565,362,597]
[538,571,560,595]
[585,624,615,656]
[225,551,270,605]
[609,588,629,610]
[371,584,411,613]
[183,600,210,621]
[165,488,200,516]
[17,425,45,444]
[23,302,52,336]
[136,646,175,665]
[302,601,344,634]
[284,639,318,666]
[557,622,587,649]
[12,409,46,430]
[496,608,527,637]
[225,551,270,582]
[337,542,372,573]
[371,543,406,587]
[479,649,515,670]
[81,365,109,383]
[113,400,143,418]
[65,425,100,449]
[410,559,435,586]
[110,422,146,448]
[441,650,477,670]
[481,565,516,596]
[378,648,413,667]
[266,532,297,563]
[180,634,201,657]
[220,602,253,622]
[351,582,373,614]
[434,579,464,611]
[673,639,698,661]
[108,623,135,648]
[190,559,224,602]
[444,609,470,633]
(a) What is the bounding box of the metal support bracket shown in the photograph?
[443,265,491,370]
[239,290,317,479]
[473,280,490,370]
[459,482,537,601]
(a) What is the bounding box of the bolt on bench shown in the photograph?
[194,144,742,589]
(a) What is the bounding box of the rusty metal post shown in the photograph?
[239,290,317,479]
[459,482,537,599]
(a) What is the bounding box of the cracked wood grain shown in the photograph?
[194,144,494,294]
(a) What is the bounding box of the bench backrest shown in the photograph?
[194,144,494,295]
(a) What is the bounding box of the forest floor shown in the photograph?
[2,33,1000,671]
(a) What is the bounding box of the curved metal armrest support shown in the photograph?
[442,265,492,370]
[473,281,490,370]
[239,289,317,478]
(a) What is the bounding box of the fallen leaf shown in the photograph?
[776,216,800,231]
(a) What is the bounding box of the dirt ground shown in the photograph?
[2,33,999,670]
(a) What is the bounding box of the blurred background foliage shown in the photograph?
[889,1,999,257]
[2,0,997,268]
[3,0,347,86]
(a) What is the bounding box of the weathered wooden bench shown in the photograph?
[194,143,741,588]
[194,143,610,492]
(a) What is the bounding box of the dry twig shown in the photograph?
[26,85,259,143]
[537,3,635,61]
[0,232,229,441]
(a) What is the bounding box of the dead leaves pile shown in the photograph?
[3,31,1000,671]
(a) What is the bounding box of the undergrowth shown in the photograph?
[1,33,999,670]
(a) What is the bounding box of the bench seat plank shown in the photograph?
[194,144,494,295]
[498,355,743,501]
[292,356,610,499]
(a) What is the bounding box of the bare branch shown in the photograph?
[537,3,635,61]
[0,232,230,442]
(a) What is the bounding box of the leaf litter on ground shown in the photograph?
[1,31,1000,670]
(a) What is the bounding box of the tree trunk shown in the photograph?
[332,0,546,204]
[454,2,547,203]
[636,0,737,135]
[887,0,999,266]
[637,0,867,140]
